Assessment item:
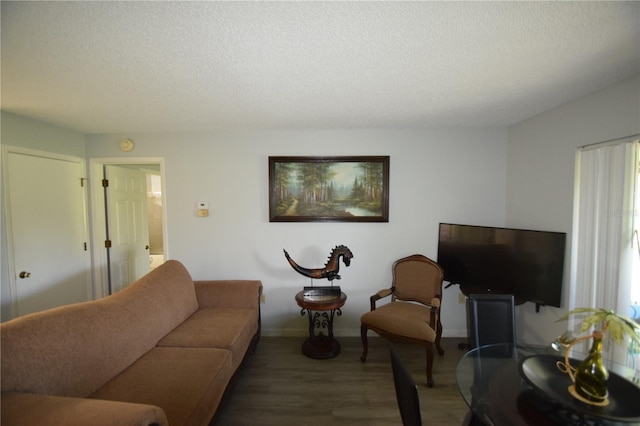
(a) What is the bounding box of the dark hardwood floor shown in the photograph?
[214,336,471,426]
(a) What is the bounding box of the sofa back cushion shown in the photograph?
[1,260,198,397]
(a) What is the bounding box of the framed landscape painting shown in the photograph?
[269,156,389,222]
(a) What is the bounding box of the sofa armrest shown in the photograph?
[194,280,263,309]
[1,392,168,426]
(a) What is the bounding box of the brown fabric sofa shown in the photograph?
[1,260,262,426]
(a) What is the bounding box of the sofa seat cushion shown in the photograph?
[89,346,232,426]
[157,308,258,371]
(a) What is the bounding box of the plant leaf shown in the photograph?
[557,307,601,322]
[556,308,640,346]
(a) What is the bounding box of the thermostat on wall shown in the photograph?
[197,201,209,217]
[120,139,135,152]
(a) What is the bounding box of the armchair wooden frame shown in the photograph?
[360,254,445,387]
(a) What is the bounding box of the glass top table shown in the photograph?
[456,344,640,426]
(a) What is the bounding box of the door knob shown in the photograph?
[145,245,150,250]
[19,271,31,279]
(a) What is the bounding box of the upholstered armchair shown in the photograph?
[360,254,444,387]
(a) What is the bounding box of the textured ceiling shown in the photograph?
[1,1,639,134]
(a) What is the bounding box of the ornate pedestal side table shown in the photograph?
[295,290,347,359]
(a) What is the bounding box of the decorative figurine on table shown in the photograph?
[284,245,353,298]
[554,308,640,406]
[283,245,353,281]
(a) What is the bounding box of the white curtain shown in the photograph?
[571,138,639,363]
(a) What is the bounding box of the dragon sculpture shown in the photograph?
[283,245,353,281]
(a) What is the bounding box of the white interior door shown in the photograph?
[5,149,91,317]
[105,165,150,293]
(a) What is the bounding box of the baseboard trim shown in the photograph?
[261,328,468,338]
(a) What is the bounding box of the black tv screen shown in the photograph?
[437,223,566,308]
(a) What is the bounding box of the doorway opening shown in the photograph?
[147,171,165,270]
[89,158,167,298]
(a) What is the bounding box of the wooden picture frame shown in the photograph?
[269,156,389,222]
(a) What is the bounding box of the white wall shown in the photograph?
[1,112,86,157]
[506,75,640,344]
[86,128,507,336]
[4,75,636,340]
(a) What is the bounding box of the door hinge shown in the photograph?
[80,178,87,187]
[105,240,112,248]
[102,179,109,188]
[84,242,87,251]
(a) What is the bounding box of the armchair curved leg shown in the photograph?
[425,342,435,387]
[360,324,369,362]
[435,319,445,356]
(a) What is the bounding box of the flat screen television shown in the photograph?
[437,223,566,308]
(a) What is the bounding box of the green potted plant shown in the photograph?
[556,308,640,405]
